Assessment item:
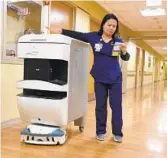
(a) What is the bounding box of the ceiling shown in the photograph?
[96,0,167,59]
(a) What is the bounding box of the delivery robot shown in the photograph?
[16,34,89,145]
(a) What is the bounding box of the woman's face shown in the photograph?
[103,19,117,36]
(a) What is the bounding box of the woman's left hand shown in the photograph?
[120,43,127,55]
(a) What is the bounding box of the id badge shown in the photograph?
[94,43,103,52]
[112,51,119,56]
[112,42,122,56]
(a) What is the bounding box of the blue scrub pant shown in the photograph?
[94,82,123,137]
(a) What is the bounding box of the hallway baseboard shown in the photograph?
[1,118,22,128]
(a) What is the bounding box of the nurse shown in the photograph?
[47,13,130,143]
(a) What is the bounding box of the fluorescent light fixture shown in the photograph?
[146,0,162,7]
[140,8,166,16]
[162,46,167,50]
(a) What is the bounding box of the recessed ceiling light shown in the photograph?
[146,0,162,7]
[140,8,166,16]
[162,46,167,50]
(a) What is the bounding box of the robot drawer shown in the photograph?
[17,94,68,126]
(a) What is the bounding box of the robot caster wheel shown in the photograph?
[79,126,84,132]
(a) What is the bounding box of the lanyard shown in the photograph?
[94,39,117,58]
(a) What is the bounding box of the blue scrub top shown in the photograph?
[62,30,130,84]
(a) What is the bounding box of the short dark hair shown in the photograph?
[98,13,119,38]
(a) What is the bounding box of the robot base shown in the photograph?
[21,135,66,145]
[20,124,67,145]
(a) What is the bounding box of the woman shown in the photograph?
[47,13,130,143]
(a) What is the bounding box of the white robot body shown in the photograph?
[16,34,89,145]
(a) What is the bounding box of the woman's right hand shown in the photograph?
[46,26,62,34]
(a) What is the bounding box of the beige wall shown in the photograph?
[127,41,136,89]
[7,16,25,43]
[1,8,25,122]
[164,62,167,80]
[154,58,161,82]
[144,51,154,73]
[126,41,156,88]
[143,51,154,85]
[160,61,165,80]
[127,41,136,72]
[138,48,143,87]
[143,75,153,86]
[1,64,23,122]
[89,19,99,93]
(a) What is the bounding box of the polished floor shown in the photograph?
[1,81,167,158]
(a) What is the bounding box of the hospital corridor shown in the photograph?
[1,0,167,158]
[2,81,167,158]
